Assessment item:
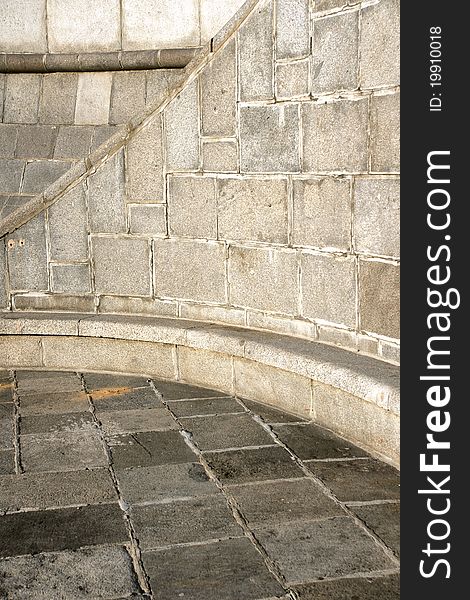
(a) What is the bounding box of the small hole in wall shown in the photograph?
[7,240,15,249]
[18,240,25,247]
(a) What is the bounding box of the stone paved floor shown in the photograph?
[0,370,400,599]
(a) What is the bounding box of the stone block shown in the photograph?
[39,73,78,125]
[276,0,310,59]
[164,79,200,171]
[242,398,306,424]
[169,397,242,418]
[88,150,126,233]
[240,104,300,172]
[99,407,177,434]
[154,239,226,302]
[0,336,42,369]
[168,176,217,239]
[276,60,309,100]
[201,39,237,136]
[202,141,238,173]
[0,159,24,194]
[13,294,95,313]
[352,503,400,556]
[218,177,288,243]
[128,204,166,235]
[0,125,18,158]
[3,74,41,124]
[21,412,94,435]
[16,125,58,159]
[229,245,298,313]
[179,302,245,326]
[312,10,359,94]
[145,69,182,109]
[0,450,15,475]
[21,160,71,194]
[51,264,91,294]
[302,98,369,172]
[17,391,90,416]
[354,177,400,257]
[0,402,14,450]
[0,0,47,53]
[293,177,351,250]
[98,295,178,317]
[75,73,113,126]
[361,0,400,88]
[122,0,199,50]
[153,379,227,401]
[47,0,121,53]
[54,125,94,160]
[200,0,246,40]
[293,574,400,600]
[127,115,164,202]
[0,75,4,122]
[370,92,400,173]
[301,253,356,327]
[0,243,8,308]
[359,259,399,338]
[7,213,48,292]
[109,71,147,125]
[239,0,274,101]
[92,236,151,296]
[91,125,122,152]
[178,345,233,396]
[89,388,159,412]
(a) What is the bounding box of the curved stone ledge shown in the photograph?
[0,312,400,465]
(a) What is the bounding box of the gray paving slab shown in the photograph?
[98,407,177,435]
[0,449,15,475]
[19,390,90,416]
[20,411,94,435]
[352,502,400,556]
[168,396,242,417]
[242,399,307,424]
[16,373,82,395]
[0,402,14,450]
[83,373,150,392]
[292,573,400,599]
[91,387,161,412]
[152,379,226,400]
[0,382,13,403]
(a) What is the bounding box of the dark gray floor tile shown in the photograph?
[98,407,177,434]
[19,391,90,416]
[152,379,226,400]
[0,402,14,450]
[292,573,400,599]
[16,374,82,396]
[20,411,94,435]
[91,387,161,412]
[0,382,13,402]
[0,449,15,475]
[242,399,307,424]
[352,502,400,556]
[168,396,242,417]
[83,373,150,392]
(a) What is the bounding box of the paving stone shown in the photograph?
[20,412,94,435]
[0,503,127,558]
[302,98,368,172]
[17,372,81,395]
[293,177,351,250]
[218,177,288,243]
[84,373,150,392]
[277,0,310,59]
[310,459,400,502]
[91,124,122,152]
[116,462,218,504]
[201,39,236,136]
[19,391,90,416]
[202,140,238,173]
[300,253,356,327]
[75,72,113,125]
[370,92,400,173]
[292,573,400,600]
[273,423,367,460]
[256,516,394,583]
[276,60,309,100]
[168,175,217,239]
[128,204,166,236]
[92,236,152,296]
[169,396,241,417]
[0,124,18,158]
[127,116,164,203]
[98,407,177,435]
[359,259,400,338]
[0,402,14,450]
[164,79,199,170]
[131,494,240,548]
[51,263,91,294]
[153,379,226,400]
[0,195,32,220]
[312,10,359,95]
[239,0,274,101]
[181,413,274,451]
[88,150,126,233]
[145,69,181,109]
[21,160,71,194]
[108,429,195,469]
[54,125,94,160]
[39,73,78,125]
[240,104,300,172]
[231,478,344,527]
[0,159,24,194]
[16,125,59,159]
[0,468,116,512]
[0,545,141,600]
[48,184,89,260]
[205,446,304,484]
[143,537,284,600]
[21,430,107,473]
[110,71,146,125]
[352,502,400,556]
[0,382,13,403]
[91,388,160,413]
[242,399,307,424]
[3,74,41,124]
[0,450,15,475]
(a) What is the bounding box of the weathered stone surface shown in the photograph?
[152,379,226,401]
[302,98,368,172]
[145,69,181,109]
[88,150,126,233]
[51,264,91,294]
[312,10,359,94]
[54,125,94,160]
[370,92,400,172]
[242,399,306,424]
[293,574,400,600]
[127,116,164,202]
[0,124,18,158]
[178,346,234,393]
[168,176,217,238]
[301,253,356,327]
[240,104,300,172]
[218,177,288,243]
[131,495,240,548]
[0,336,43,369]
[0,1,46,53]
[0,159,24,194]
[75,73,113,125]
[3,74,41,124]
[154,239,226,302]
[12,294,95,314]
[354,177,400,257]
[164,80,199,170]
[110,71,146,125]
[353,502,400,555]
[359,259,399,338]
[39,73,78,125]
[48,0,121,53]
[0,504,127,557]
[276,60,309,100]
[293,177,351,250]
[202,140,238,173]
[361,0,400,88]
[83,372,150,392]
[200,0,246,40]
[276,0,310,59]
[18,391,89,416]
[0,546,141,600]
[229,245,298,313]
[201,39,236,136]
[98,407,177,434]
[15,125,58,159]
[21,160,71,194]
[0,402,14,450]
[7,213,48,292]
[169,396,241,418]
[48,184,88,260]
[20,411,94,435]
[98,295,177,317]
[143,537,284,600]
[128,204,166,235]
[239,0,274,101]
[205,445,304,484]
[0,449,15,475]
[256,516,394,583]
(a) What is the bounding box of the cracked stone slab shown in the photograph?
[292,573,400,599]
[351,502,400,556]
[168,396,242,418]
